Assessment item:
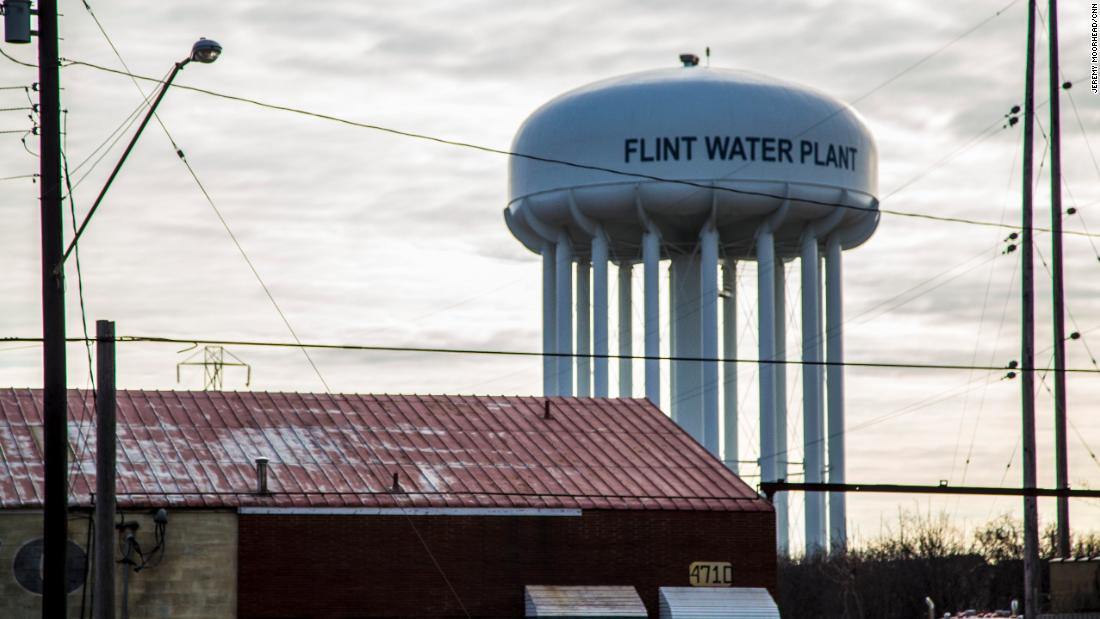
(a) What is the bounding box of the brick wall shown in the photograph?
[238,509,775,618]
[0,510,236,619]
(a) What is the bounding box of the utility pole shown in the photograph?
[94,320,116,619]
[36,0,69,615]
[1048,0,1071,559]
[1021,0,1042,615]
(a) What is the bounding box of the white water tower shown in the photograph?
[504,57,879,555]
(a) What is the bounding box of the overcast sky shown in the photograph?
[1,0,1098,552]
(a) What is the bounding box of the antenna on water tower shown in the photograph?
[177,345,252,390]
[705,46,711,67]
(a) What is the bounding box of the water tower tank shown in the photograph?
[504,61,880,556]
[507,66,878,259]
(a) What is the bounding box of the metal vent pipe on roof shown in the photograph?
[255,457,270,494]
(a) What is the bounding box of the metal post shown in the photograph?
[700,225,720,455]
[757,228,778,536]
[722,260,738,472]
[774,258,789,556]
[1021,1,1041,612]
[556,230,574,396]
[801,232,826,554]
[669,261,680,421]
[576,259,591,397]
[37,0,69,614]
[618,263,633,398]
[94,320,116,619]
[643,227,661,405]
[671,255,702,442]
[825,234,847,553]
[592,230,609,397]
[61,59,191,264]
[1048,0,1071,559]
[542,243,557,396]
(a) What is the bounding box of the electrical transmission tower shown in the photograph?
[177,346,251,390]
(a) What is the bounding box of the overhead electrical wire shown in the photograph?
[954,133,1023,491]
[60,72,1100,240]
[766,368,1009,465]
[5,334,1098,375]
[72,6,332,395]
[61,105,99,494]
[0,47,35,68]
[33,0,1078,519]
[73,7,471,613]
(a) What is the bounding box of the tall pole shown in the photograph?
[643,227,661,405]
[825,235,847,553]
[756,228,779,551]
[576,260,591,396]
[1048,0,1071,559]
[801,233,826,555]
[556,230,574,396]
[592,231,609,397]
[722,260,738,473]
[542,244,557,396]
[700,224,720,455]
[37,0,69,614]
[618,263,633,397]
[1021,0,1042,614]
[94,321,116,619]
[774,259,789,556]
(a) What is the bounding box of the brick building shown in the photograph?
[0,389,775,618]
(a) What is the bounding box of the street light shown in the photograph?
[190,37,222,64]
[58,38,223,266]
[32,35,220,619]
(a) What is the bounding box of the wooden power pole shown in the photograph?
[36,0,69,615]
[1047,0,1071,559]
[1021,0,1042,615]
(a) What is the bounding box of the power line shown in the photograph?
[6,334,1099,374]
[59,64,1100,239]
[60,111,98,495]
[843,0,1021,107]
[0,47,35,68]
[71,11,469,613]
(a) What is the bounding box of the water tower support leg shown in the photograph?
[756,229,778,510]
[542,243,557,396]
[671,256,702,440]
[618,263,633,398]
[700,225,720,455]
[643,227,661,405]
[669,262,680,421]
[722,259,738,473]
[774,258,789,556]
[801,232,826,555]
[592,231,609,397]
[577,260,592,397]
[556,231,574,396]
[825,234,847,552]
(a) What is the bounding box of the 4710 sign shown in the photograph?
[688,561,732,587]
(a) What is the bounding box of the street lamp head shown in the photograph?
[190,38,222,64]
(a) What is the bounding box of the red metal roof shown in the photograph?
[0,388,769,512]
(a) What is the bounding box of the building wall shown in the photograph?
[238,509,776,619]
[1051,559,1100,613]
[0,510,236,618]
